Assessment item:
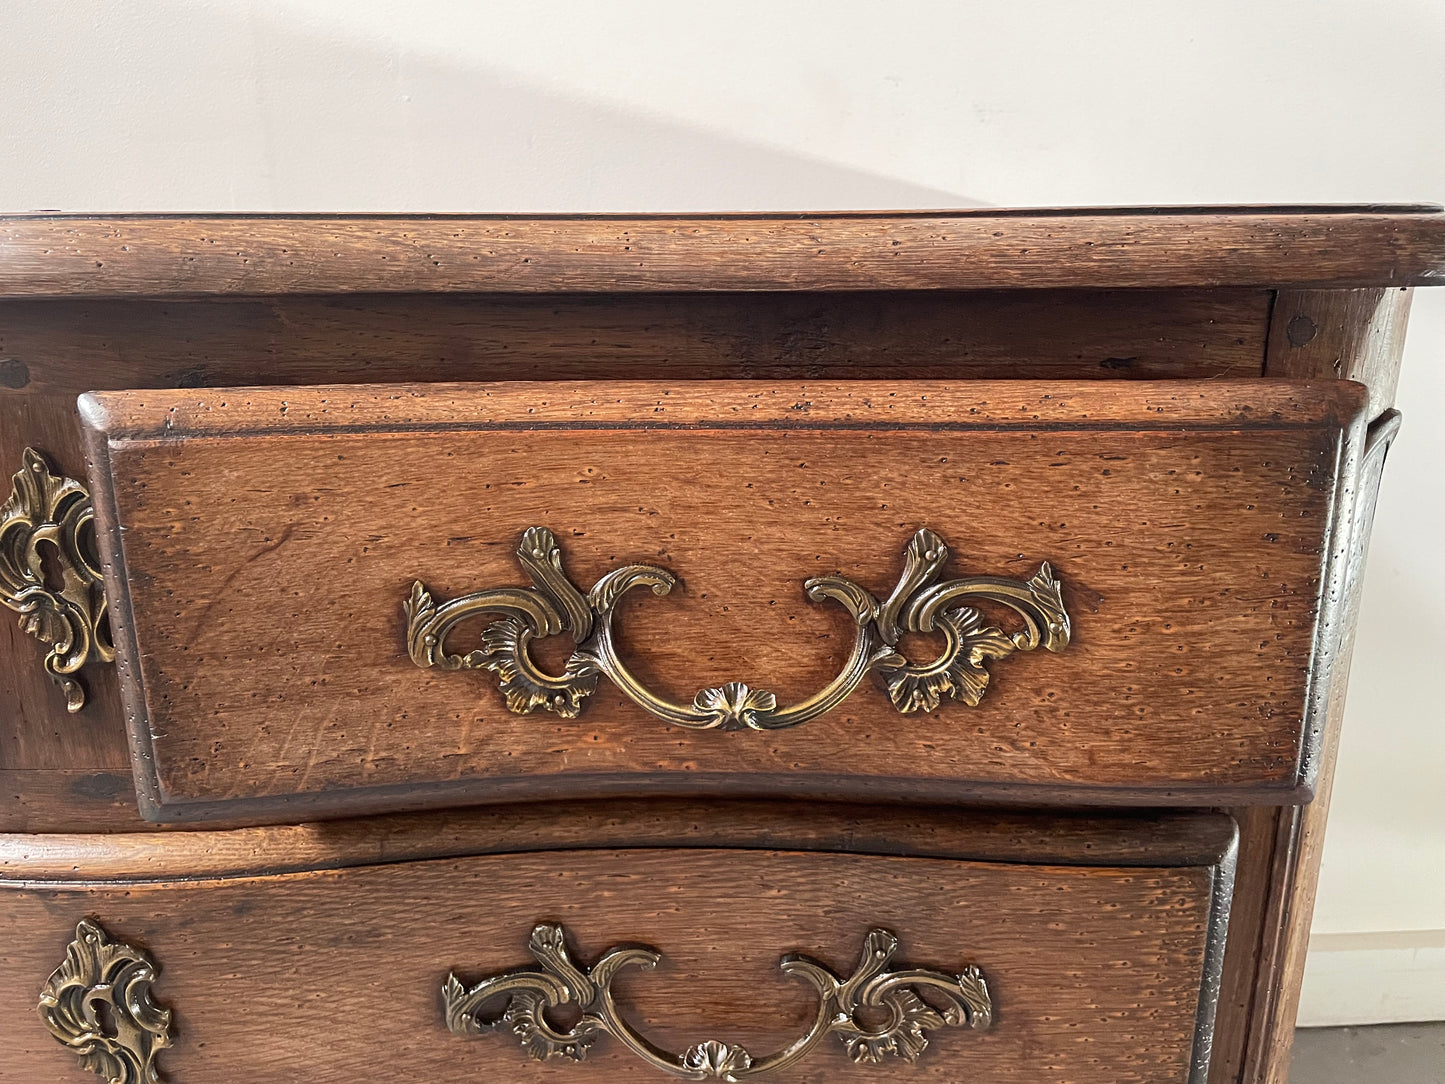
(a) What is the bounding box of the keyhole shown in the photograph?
[90,996,119,1038]
[35,539,67,593]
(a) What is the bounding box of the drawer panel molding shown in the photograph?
[0,448,114,713]
[408,525,1069,730]
[78,378,1368,820]
[445,922,991,1077]
[38,918,175,1084]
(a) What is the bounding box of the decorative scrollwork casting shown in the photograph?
[38,919,174,1084]
[406,526,1069,730]
[1,448,113,711]
[443,923,991,1078]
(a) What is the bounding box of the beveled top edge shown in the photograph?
[2,203,1445,221]
[2,204,1441,220]
[78,378,1369,441]
[2,208,1443,296]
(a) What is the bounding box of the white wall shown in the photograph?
[3,0,1443,1025]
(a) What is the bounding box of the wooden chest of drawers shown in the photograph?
[1,208,1442,1083]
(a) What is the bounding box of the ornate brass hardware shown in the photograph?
[444,922,991,1077]
[407,526,1069,729]
[1,449,113,712]
[38,919,174,1084]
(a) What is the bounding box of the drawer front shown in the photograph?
[79,379,1366,821]
[0,809,1235,1084]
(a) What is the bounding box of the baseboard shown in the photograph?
[1297,930,1445,1027]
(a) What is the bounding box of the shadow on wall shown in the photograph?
[0,3,979,211]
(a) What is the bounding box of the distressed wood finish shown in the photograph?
[1,208,1443,296]
[1247,418,1401,1084]
[0,289,1272,394]
[0,808,1237,1084]
[0,210,1438,1084]
[1209,288,1414,1084]
[81,380,1365,821]
[80,376,1360,434]
[0,285,1271,824]
[0,801,1239,881]
[0,771,142,833]
[1264,289,1413,420]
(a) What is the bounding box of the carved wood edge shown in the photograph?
[0,806,1240,883]
[407,527,1070,730]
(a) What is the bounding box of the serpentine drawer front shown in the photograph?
[0,803,1236,1084]
[79,377,1366,822]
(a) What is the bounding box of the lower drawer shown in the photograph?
[0,803,1234,1083]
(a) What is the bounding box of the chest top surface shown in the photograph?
[0,205,1442,297]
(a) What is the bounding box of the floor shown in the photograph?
[1290,1023,1445,1082]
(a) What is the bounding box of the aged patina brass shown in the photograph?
[1,449,113,712]
[38,919,174,1084]
[407,526,1069,729]
[444,922,991,1076]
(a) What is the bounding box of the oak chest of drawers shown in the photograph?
[2,208,1442,1083]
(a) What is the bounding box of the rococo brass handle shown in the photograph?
[444,923,991,1077]
[406,526,1069,729]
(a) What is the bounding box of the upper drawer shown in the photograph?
[79,379,1367,822]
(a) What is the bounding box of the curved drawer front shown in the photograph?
[1,807,1235,1084]
[79,379,1366,821]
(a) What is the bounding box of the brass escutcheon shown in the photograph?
[38,919,174,1084]
[1,449,113,712]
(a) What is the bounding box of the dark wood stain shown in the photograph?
[0,213,1432,1084]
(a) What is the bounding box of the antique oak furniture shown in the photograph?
[1,208,1442,1082]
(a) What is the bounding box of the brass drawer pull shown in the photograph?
[407,527,1069,729]
[444,923,991,1077]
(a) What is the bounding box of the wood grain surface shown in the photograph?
[1221,293,1411,1084]
[1208,289,1410,1084]
[0,289,1272,394]
[1265,288,1413,420]
[81,379,1365,821]
[0,841,1232,1083]
[80,376,1363,435]
[0,771,141,832]
[1251,414,1400,1083]
[1,209,1443,297]
[0,800,1238,881]
[0,214,1427,1084]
